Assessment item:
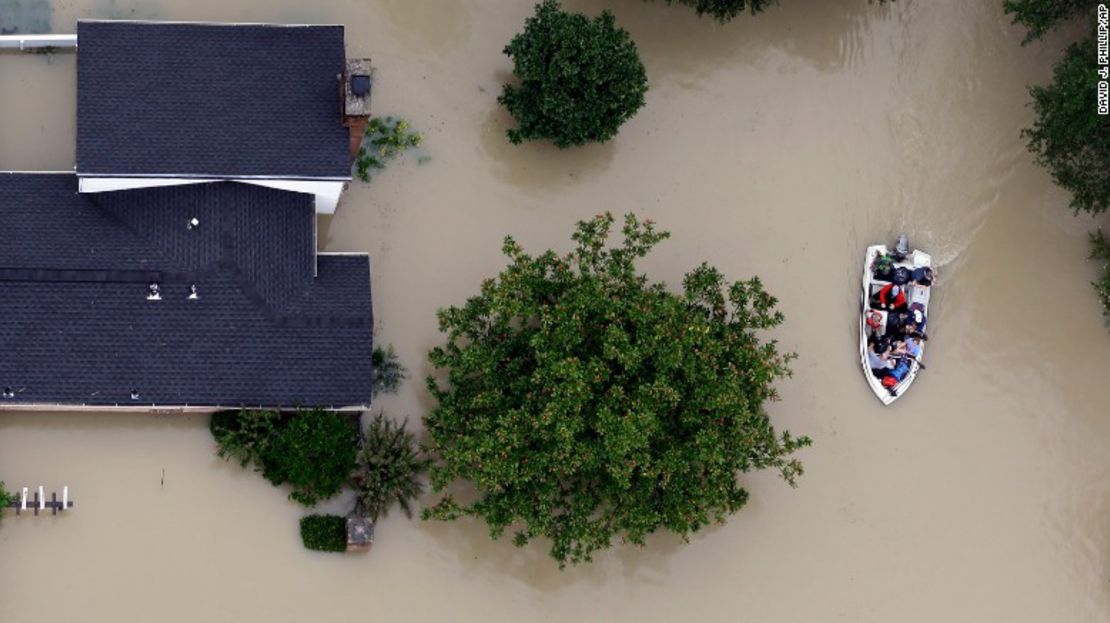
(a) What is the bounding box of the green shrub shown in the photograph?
[352,414,429,521]
[1091,230,1110,321]
[262,409,359,507]
[211,409,358,507]
[210,409,281,469]
[0,482,12,524]
[423,213,810,567]
[299,514,348,552]
[355,116,423,182]
[499,0,648,147]
[1024,37,1110,215]
[371,344,408,398]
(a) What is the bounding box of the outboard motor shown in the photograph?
[893,234,911,261]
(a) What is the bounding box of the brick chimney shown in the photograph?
[342,59,373,159]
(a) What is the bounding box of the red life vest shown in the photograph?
[878,284,906,309]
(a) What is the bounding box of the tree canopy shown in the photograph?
[1024,36,1110,214]
[499,0,648,147]
[1003,0,1100,43]
[422,213,810,567]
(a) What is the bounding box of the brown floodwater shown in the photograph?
[2,0,1110,621]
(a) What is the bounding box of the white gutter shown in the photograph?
[0,34,78,50]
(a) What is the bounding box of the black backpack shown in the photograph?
[892,267,910,285]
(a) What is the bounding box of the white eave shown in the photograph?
[0,34,78,50]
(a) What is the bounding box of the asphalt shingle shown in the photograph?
[76,20,352,180]
[0,174,373,408]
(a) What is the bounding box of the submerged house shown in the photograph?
[0,21,375,411]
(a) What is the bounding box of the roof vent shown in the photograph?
[130,390,140,400]
[350,74,371,97]
[187,217,200,230]
[2,387,13,399]
[147,283,162,301]
[188,284,199,300]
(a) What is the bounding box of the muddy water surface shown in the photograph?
[2,1,1110,621]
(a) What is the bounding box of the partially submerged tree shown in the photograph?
[1003,0,1100,43]
[211,409,358,507]
[499,0,648,147]
[1024,37,1110,215]
[351,414,429,521]
[263,409,359,507]
[652,0,777,22]
[1091,230,1110,320]
[423,213,810,567]
[649,0,892,23]
[210,409,281,469]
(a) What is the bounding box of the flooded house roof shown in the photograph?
[0,174,373,409]
[75,20,352,181]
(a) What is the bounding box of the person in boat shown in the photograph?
[892,334,924,359]
[874,283,908,312]
[867,336,895,378]
[886,307,926,341]
[911,266,934,287]
[872,252,896,281]
[907,307,927,334]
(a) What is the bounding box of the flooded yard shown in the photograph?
[2,0,1110,621]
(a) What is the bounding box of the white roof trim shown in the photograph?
[0,402,368,412]
[78,172,352,182]
[77,19,344,28]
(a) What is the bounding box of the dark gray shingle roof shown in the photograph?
[76,20,352,180]
[0,174,372,408]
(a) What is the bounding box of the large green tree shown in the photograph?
[1003,0,1100,43]
[422,213,810,567]
[1024,36,1110,214]
[499,0,648,147]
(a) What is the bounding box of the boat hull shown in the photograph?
[859,245,932,405]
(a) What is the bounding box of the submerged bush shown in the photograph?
[299,514,348,552]
[263,410,359,507]
[355,117,423,182]
[351,414,429,521]
[211,409,358,507]
[1091,230,1110,321]
[652,0,776,22]
[648,0,893,23]
[499,0,648,147]
[1024,37,1110,215]
[371,344,408,398]
[0,482,12,524]
[210,409,281,469]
